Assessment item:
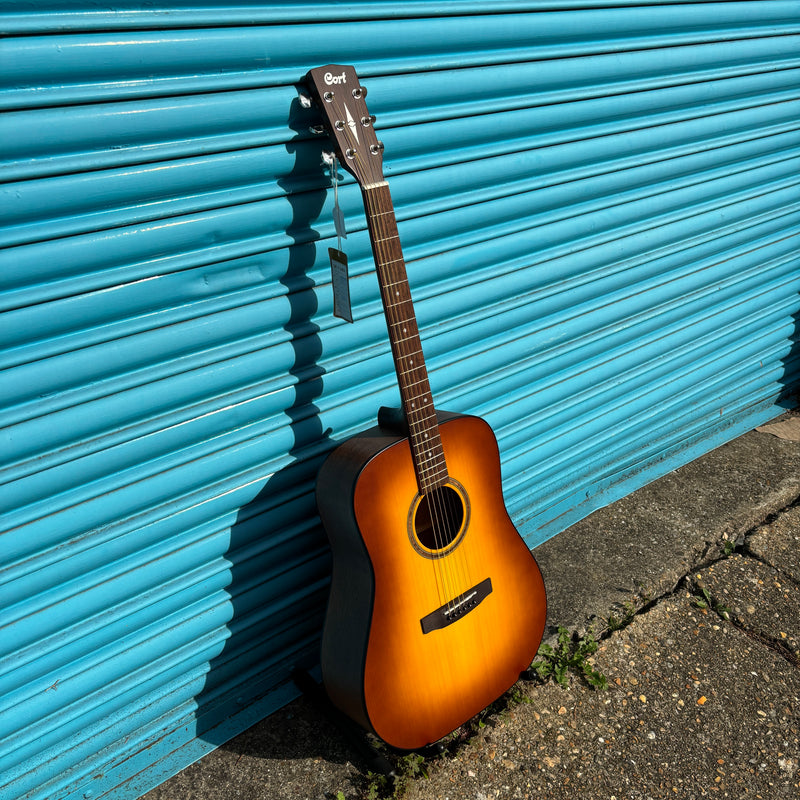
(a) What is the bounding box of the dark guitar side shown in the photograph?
[317,412,547,751]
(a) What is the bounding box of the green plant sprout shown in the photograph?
[530,626,608,691]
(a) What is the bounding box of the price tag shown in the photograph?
[329,247,353,323]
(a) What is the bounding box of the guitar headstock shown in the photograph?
[304,64,384,187]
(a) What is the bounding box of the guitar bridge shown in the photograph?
[420,577,492,634]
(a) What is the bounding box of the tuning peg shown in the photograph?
[352,86,367,99]
[297,91,313,109]
[309,124,326,135]
[361,114,376,127]
[370,141,385,155]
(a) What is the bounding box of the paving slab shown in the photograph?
[404,586,800,800]
[695,553,800,659]
[533,427,800,643]
[746,504,800,584]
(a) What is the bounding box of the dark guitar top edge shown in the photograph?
[316,409,465,735]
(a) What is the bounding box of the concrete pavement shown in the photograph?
[145,411,800,800]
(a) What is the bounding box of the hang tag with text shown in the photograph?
[329,247,353,323]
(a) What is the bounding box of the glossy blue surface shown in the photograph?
[2,3,799,798]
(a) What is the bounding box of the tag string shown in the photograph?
[331,153,342,252]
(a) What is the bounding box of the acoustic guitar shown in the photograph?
[304,64,547,751]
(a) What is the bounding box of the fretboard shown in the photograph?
[362,183,448,495]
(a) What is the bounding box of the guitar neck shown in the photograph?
[362,182,448,494]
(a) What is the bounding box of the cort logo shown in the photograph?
[324,71,347,85]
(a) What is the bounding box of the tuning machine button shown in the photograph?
[361,114,376,127]
[352,86,366,99]
[309,124,325,135]
[297,91,313,109]
[370,141,385,155]
[323,91,334,102]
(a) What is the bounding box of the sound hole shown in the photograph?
[414,484,465,552]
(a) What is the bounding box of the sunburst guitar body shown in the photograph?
[317,412,546,750]
[304,64,547,750]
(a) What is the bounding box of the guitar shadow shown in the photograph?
[786,302,800,410]
[193,95,353,767]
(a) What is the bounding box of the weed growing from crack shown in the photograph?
[508,686,534,705]
[530,626,608,691]
[691,581,731,621]
[351,751,429,800]
[723,539,736,556]
[606,582,655,634]
[607,600,637,632]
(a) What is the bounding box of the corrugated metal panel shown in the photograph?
[2,2,799,797]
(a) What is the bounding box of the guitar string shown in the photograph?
[363,182,457,606]
[327,93,470,618]
[373,183,475,611]
[330,89,491,684]
[358,129,483,666]
[358,181,448,606]
[365,181,473,613]
[365,185,452,559]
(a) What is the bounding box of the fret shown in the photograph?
[412,426,441,441]
[417,464,448,482]
[380,256,404,267]
[397,345,424,356]
[414,442,445,460]
[406,395,430,412]
[412,444,446,463]
[408,415,437,430]
[382,276,409,289]
[408,425,439,440]
[407,413,438,428]
[399,377,430,392]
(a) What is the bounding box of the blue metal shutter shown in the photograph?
[2,2,799,797]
